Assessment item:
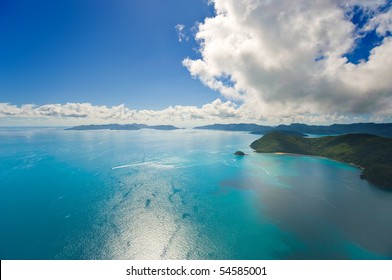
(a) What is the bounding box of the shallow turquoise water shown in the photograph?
[0,128,391,259]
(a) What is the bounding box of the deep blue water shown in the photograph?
[0,127,391,260]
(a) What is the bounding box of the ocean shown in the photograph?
[0,127,391,259]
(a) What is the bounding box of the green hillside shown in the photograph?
[194,122,392,137]
[250,131,392,189]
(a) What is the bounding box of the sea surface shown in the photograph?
[0,127,391,260]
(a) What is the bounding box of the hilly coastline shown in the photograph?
[250,131,392,189]
[195,122,392,138]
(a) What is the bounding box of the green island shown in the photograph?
[250,131,392,189]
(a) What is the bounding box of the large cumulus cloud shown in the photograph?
[183,0,392,122]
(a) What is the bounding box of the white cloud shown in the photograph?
[183,0,392,121]
[0,100,248,126]
[175,24,188,42]
[1,99,388,127]
[363,7,392,36]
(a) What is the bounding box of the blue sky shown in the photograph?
[0,0,391,126]
[0,0,215,109]
[345,1,392,64]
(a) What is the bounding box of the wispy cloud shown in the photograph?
[183,0,392,121]
[175,24,188,42]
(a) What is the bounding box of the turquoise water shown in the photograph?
[0,127,391,260]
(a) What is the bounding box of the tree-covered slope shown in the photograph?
[250,131,392,189]
[194,122,392,138]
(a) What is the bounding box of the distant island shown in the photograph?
[66,124,180,131]
[250,131,392,189]
[195,123,272,133]
[194,122,392,138]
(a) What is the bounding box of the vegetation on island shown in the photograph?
[250,131,392,189]
[195,122,392,138]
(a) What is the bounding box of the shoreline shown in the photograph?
[255,151,366,170]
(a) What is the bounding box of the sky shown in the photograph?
[0,0,392,126]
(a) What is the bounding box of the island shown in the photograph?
[66,123,180,131]
[194,122,392,138]
[234,151,246,156]
[195,123,272,133]
[250,131,392,189]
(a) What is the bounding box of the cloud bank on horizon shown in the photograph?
[1,0,392,126]
[0,99,242,126]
